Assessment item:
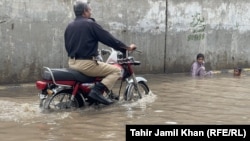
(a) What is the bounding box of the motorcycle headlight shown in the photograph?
[117,52,123,59]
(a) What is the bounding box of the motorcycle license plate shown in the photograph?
[38,93,47,99]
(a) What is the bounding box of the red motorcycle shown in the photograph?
[36,48,150,111]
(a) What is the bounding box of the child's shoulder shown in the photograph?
[191,61,198,66]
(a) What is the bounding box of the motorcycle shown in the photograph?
[35,48,150,111]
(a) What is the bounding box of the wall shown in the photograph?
[0,0,166,84]
[166,0,250,73]
[1,0,250,84]
[0,0,74,84]
[90,0,166,74]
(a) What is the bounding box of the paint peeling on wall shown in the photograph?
[128,0,166,35]
[0,15,10,24]
[168,2,202,32]
[206,3,250,33]
[168,1,250,34]
[108,22,126,32]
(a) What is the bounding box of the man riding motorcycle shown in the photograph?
[64,1,136,105]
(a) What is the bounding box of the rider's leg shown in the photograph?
[96,61,121,100]
[107,90,120,100]
[88,82,113,105]
[68,59,121,104]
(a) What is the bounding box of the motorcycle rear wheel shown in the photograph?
[43,90,84,111]
[124,81,149,101]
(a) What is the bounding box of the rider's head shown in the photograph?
[73,1,91,18]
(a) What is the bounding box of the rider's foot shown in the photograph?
[88,83,113,105]
[89,89,113,105]
[109,91,119,100]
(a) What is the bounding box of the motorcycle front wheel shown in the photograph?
[43,90,84,111]
[124,81,150,101]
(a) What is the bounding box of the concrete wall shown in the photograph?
[166,0,250,73]
[1,0,250,84]
[90,0,166,74]
[0,0,166,84]
[0,0,74,84]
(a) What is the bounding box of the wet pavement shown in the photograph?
[0,72,250,141]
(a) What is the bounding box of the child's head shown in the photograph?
[196,53,205,64]
[234,67,242,76]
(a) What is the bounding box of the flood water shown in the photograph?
[1,73,250,141]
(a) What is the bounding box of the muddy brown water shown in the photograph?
[0,73,250,141]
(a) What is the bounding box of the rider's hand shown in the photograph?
[127,44,136,51]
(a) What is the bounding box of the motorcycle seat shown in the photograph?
[42,68,97,83]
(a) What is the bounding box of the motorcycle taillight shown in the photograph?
[36,81,47,90]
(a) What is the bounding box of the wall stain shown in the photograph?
[11,23,14,30]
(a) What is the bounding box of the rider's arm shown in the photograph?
[89,22,129,53]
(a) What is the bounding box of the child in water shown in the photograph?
[191,53,212,77]
[233,67,242,76]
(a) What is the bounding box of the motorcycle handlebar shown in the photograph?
[100,47,142,59]
[134,49,142,53]
[126,48,142,55]
[121,48,141,59]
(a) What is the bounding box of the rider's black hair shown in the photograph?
[73,1,89,17]
[196,53,205,60]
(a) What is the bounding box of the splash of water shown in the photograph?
[0,100,70,123]
[121,91,157,108]
[121,91,157,118]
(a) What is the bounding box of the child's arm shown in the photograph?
[191,62,199,76]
